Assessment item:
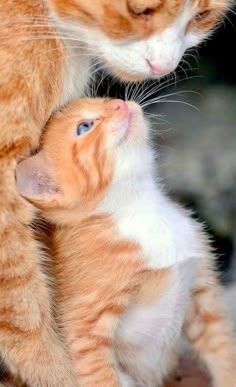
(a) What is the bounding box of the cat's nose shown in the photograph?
[109,99,128,112]
[146,59,175,77]
[128,0,160,16]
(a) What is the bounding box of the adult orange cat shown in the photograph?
[0,0,231,385]
[16,98,236,387]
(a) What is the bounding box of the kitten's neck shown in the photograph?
[94,168,200,269]
[96,167,163,219]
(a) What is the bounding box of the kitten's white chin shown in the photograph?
[119,102,147,146]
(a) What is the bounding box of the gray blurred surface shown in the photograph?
[150,84,236,280]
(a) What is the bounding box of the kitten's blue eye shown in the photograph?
[76,121,94,136]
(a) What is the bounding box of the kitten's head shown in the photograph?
[16,98,150,217]
[48,0,230,80]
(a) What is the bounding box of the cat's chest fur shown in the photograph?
[59,39,91,107]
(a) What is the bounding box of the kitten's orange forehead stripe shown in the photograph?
[71,134,114,201]
[72,143,91,190]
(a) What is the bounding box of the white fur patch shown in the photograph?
[59,39,91,107]
[96,135,202,269]
[51,0,208,82]
[82,1,206,79]
[51,14,91,106]
[115,260,196,386]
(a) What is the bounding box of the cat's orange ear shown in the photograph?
[16,152,62,207]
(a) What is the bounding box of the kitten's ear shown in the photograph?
[16,152,62,206]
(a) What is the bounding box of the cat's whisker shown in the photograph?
[135,82,171,105]
[128,82,139,102]
[16,17,90,34]
[20,34,94,47]
[141,98,199,111]
[222,12,235,29]
[227,7,236,17]
[135,73,190,105]
[132,82,151,104]
[89,65,104,80]
[177,64,189,78]
[96,68,112,96]
[146,89,200,102]
[184,53,200,66]
[106,76,116,98]
[126,82,134,101]
[131,80,150,104]
[126,81,135,100]
[181,60,199,72]
[134,80,163,105]
[89,63,106,81]
[136,74,202,106]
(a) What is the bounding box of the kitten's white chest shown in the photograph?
[60,40,91,107]
[98,178,202,270]
[115,261,195,386]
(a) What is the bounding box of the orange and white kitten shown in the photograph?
[16,98,236,387]
[0,0,231,384]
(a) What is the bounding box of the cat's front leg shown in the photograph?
[0,25,78,383]
[0,162,78,387]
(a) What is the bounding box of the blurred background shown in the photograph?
[94,12,236,293]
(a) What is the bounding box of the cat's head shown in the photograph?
[16,98,150,218]
[48,0,230,80]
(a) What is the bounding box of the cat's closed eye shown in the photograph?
[76,121,94,136]
[193,9,212,22]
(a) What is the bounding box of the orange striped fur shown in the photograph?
[0,0,231,384]
[16,98,236,386]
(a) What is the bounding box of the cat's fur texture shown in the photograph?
[0,0,231,384]
[16,98,236,387]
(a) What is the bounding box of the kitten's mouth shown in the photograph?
[116,102,132,144]
[115,101,142,144]
[108,99,142,144]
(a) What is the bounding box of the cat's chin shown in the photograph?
[109,65,154,83]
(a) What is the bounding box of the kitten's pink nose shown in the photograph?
[146,59,174,77]
[109,99,128,112]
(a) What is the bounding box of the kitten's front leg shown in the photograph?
[64,274,140,387]
[184,256,236,387]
